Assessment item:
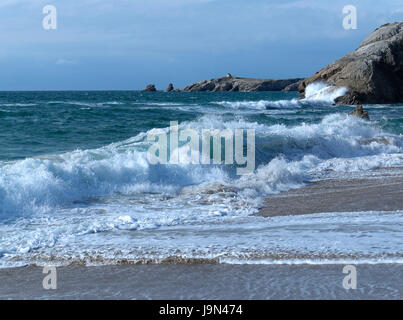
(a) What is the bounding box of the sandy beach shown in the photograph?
[0,263,402,300]
[257,169,403,217]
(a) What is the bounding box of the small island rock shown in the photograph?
[166,83,174,92]
[349,105,370,120]
[141,84,157,92]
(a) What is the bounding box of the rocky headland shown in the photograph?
[181,74,303,92]
[140,22,402,103]
[299,22,403,105]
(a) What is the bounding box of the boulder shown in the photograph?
[349,105,370,120]
[299,22,403,105]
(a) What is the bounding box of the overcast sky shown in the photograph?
[0,0,402,90]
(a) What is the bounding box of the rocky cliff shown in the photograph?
[299,22,403,105]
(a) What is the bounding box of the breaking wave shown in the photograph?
[215,82,347,110]
[303,82,347,103]
[0,113,401,221]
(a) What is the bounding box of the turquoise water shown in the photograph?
[1,91,401,161]
[0,89,402,267]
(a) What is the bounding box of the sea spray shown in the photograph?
[215,82,348,110]
[303,82,347,103]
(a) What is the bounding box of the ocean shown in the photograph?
[0,85,402,269]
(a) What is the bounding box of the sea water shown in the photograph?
[0,87,402,267]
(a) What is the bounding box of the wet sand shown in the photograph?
[0,264,402,299]
[257,172,403,217]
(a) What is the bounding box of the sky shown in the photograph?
[0,0,402,90]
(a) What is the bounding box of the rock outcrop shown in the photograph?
[349,105,370,120]
[166,83,174,92]
[141,84,157,92]
[282,80,304,92]
[299,22,403,105]
[182,76,304,92]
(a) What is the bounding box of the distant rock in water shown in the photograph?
[166,83,174,92]
[299,22,403,105]
[142,84,157,92]
[349,105,370,120]
[182,75,304,92]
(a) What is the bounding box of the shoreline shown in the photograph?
[1,264,402,299]
[257,168,403,217]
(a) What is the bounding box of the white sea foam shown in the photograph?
[216,99,301,110]
[0,113,401,220]
[132,102,190,106]
[216,82,348,111]
[303,82,347,103]
[1,210,403,267]
[46,101,124,108]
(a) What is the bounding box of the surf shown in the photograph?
[0,90,402,268]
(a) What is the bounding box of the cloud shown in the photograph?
[392,8,403,14]
[0,0,401,89]
[56,58,77,65]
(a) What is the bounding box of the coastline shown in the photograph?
[1,167,402,299]
[257,168,403,217]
